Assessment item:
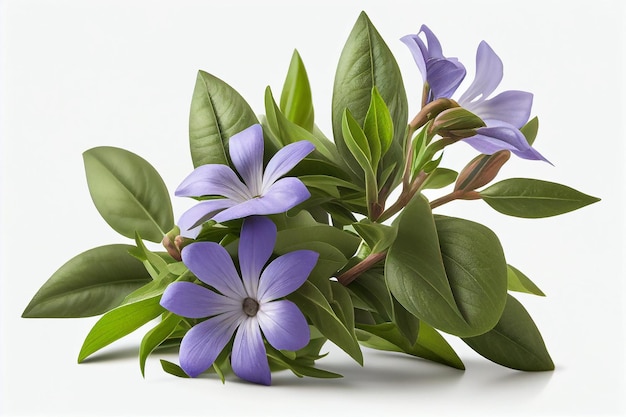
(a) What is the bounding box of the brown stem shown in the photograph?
[337,251,387,286]
[377,171,428,223]
[430,190,481,209]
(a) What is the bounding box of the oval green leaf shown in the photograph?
[480,178,600,218]
[463,294,554,371]
[83,147,174,242]
[189,70,258,167]
[22,245,152,318]
[280,49,314,132]
[385,195,508,337]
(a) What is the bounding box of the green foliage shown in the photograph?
[521,117,539,145]
[385,195,508,337]
[280,50,315,132]
[139,313,182,376]
[189,71,258,167]
[22,245,151,318]
[480,178,600,218]
[463,294,554,371]
[83,147,173,242]
[507,265,546,296]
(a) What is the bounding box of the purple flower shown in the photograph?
[457,41,549,162]
[160,216,318,385]
[401,25,466,103]
[176,124,314,236]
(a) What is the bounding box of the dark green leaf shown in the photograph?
[83,147,174,242]
[189,71,258,167]
[463,294,554,371]
[22,245,151,318]
[353,220,397,254]
[280,50,314,132]
[422,168,458,190]
[289,281,363,365]
[363,87,394,168]
[392,296,419,345]
[385,195,508,337]
[78,296,165,362]
[266,345,342,379]
[332,12,408,184]
[347,267,393,320]
[507,265,545,296]
[521,117,539,146]
[160,359,190,378]
[276,224,360,260]
[480,178,600,218]
[139,313,182,376]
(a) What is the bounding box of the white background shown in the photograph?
[1,0,625,416]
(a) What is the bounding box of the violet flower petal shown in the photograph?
[212,177,311,223]
[160,282,241,318]
[181,242,247,300]
[257,300,310,351]
[465,123,550,163]
[464,90,533,128]
[177,199,236,237]
[228,124,264,196]
[261,140,315,192]
[257,250,319,303]
[179,310,244,377]
[231,317,271,386]
[458,41,503,105]
[175,164,252,202]
[239,217,276,297]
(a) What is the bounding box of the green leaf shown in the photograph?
[78,296,165,362]
[480,178,601,218]
[276,224,360,260]
[352,220,397,254]
[189,70,258,167]
[289,281,363,365]
[392,296,419,345]
[22,245,151,318]
[507,265,545,296]
[280,50,314,132]
[332,12,408,185]
[363,87,394,168]
[128,232,170,279]
[347,267,392,320]
[160,359,190,378]
[385,195,508,337]
[122,270,191,306]
[83,147,174,242]
[521,116,539,146]
[422,168,458,190]
[356,321,464,370]
[266,345,342,379]
[139,313,182,376]
[463,294,554,371]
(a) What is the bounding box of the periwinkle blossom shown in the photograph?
[176,124,314,236]
[401,25,466,103]
[160,216,318,385]
[403,27,548,162]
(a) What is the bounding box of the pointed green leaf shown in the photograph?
[275,224,360,260]
[332,12,408,184]
[463,294,554,371]
[280,50,314,131]
[22,245,151,318]
[352,220,397,254]
[159,360,190,378]
[363,87,394,169]
[83,147,174,242]
[521,117,539,146]
[139,313,182,376]
[189,70,258,167]
[78,296,165,362]
[385,195,508,337]
[507,265,545,296]
[266,345,343,379]
[422,168,458,190]
[480,178,601,218]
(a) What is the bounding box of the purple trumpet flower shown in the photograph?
[160,216,318,385]
[401,25,466,103]
[176,124,314,236]
[457,41,549,162]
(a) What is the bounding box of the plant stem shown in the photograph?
[337,251,387,286]
[430,190,480,209]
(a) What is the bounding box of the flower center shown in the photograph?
[242,297,259,317]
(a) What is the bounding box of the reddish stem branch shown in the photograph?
[337,251,387,286]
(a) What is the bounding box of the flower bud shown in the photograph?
[430,107,485,138]
[455,150,511,192]
[162,226,182,261]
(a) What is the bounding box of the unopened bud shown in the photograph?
[430,108,485,138]
[162,226,182,261]
[455,150,511,192]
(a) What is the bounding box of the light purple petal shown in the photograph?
[464,124,550,163]
[400,34,428,82]
[160,281,241,318]
[212,177,311,223]
[465,90,533,128]
[426,58,466,100]
[177,199,236,237]
[458,41,503,105]
[239,217,276,297]
[231,317,271,385]
[179,310,244,377]
[257,250,319,303]
[175,164,252,202]
[229,124,264,196]
[257,300,310,351]
[261,141,314,191]
[181,242,247,300]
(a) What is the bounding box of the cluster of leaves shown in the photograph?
[23,12,599,382]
